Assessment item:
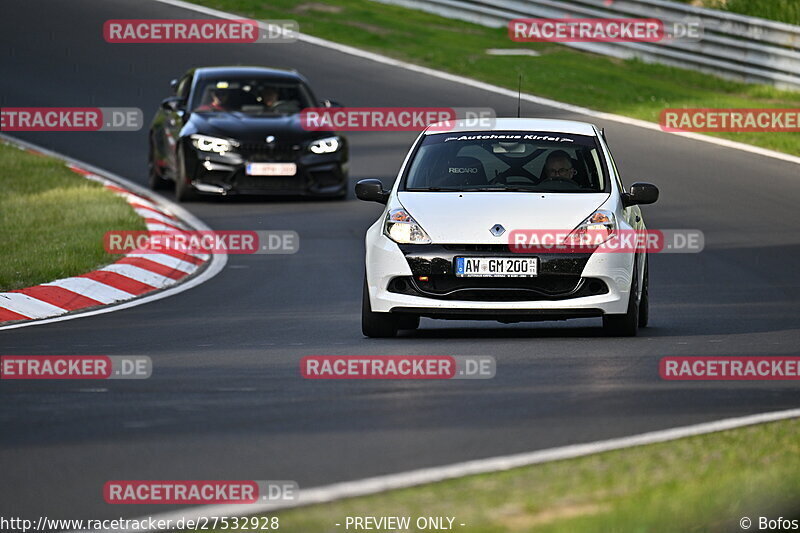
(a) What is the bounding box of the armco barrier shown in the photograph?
[371,0,800,90]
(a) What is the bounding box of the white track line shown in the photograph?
[98,407,800,533]
[0,134,228,331]
[151,0,800,166]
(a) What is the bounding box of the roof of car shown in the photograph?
[194,66,305,82]
[424,118,599,136]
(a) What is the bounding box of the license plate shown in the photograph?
[246,162,297,176]
[455,257,538,277]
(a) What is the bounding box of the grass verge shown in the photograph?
[199,418,800,532]
[0,142,146,291]
[190,0,800,155]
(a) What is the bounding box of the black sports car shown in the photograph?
[148,66,348,201]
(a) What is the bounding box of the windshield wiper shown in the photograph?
[406,186,539,192]
[474,186,538,192]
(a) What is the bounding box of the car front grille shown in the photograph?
[236,175,304,191]
[441,244,511,253]
[238,141,301,162]
[387,275,608,302]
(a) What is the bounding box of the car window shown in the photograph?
[177,75,192,100]
[604,144,626,193]
[404,132,607,193]
[191,78,313,115]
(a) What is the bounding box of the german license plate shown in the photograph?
[245,162,297,176]
[455,257,538,277]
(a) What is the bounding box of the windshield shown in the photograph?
[192,78,313,115]
[403,131,608,192]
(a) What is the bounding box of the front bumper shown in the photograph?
[184,142,348,196]
[365,222,634,319]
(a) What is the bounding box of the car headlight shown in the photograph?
[309,136,340,154]
[190,134,238,154]
[568,209,617,245]
[384,208,431,244]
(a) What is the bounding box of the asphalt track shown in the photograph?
[1,0,799,522]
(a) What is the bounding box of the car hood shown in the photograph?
[187,112,327,143]
[396,191,610,244]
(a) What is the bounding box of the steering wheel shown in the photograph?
[538,178,581,190]
[491,167,538,185]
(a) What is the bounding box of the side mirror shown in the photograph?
[623,182,659,207]
[355,179,389,204]
[321,99,342,108]
[170,78,179,93]
[161,96,183,112]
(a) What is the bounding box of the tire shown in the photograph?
[602,256,640,337]
[148,138,172,190]
[638,257,649,328]
[398,315,420,330]
[361,276,399,338]
[174,147,198,202]
[325,185,348,201]
[323,191,347,201]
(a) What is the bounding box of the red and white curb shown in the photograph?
[0,136,226,329]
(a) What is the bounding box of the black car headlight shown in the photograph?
[308,136,340,154]
[190,134,239,154]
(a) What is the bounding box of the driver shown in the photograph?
[195,88,228,112]
[542,150,577,182]
[258,87,280,109]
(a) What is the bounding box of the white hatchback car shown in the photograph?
[356,118,658,337]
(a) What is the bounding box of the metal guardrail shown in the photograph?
[370,0,800,90]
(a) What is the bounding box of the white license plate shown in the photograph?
[455,257,538,277]
[245,162,297,176]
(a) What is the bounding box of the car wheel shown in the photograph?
[398,315,420,330]
[602,256,640,337]
[174,147,198,202]
[147,137,171,190]
[325,186,347,201]
[362,276,399,338]
[638,257,649,328]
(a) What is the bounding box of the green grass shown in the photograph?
[198,418,800,532]
[0,143,146,291]
[189,0,800,155]
[673,0,800,25]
